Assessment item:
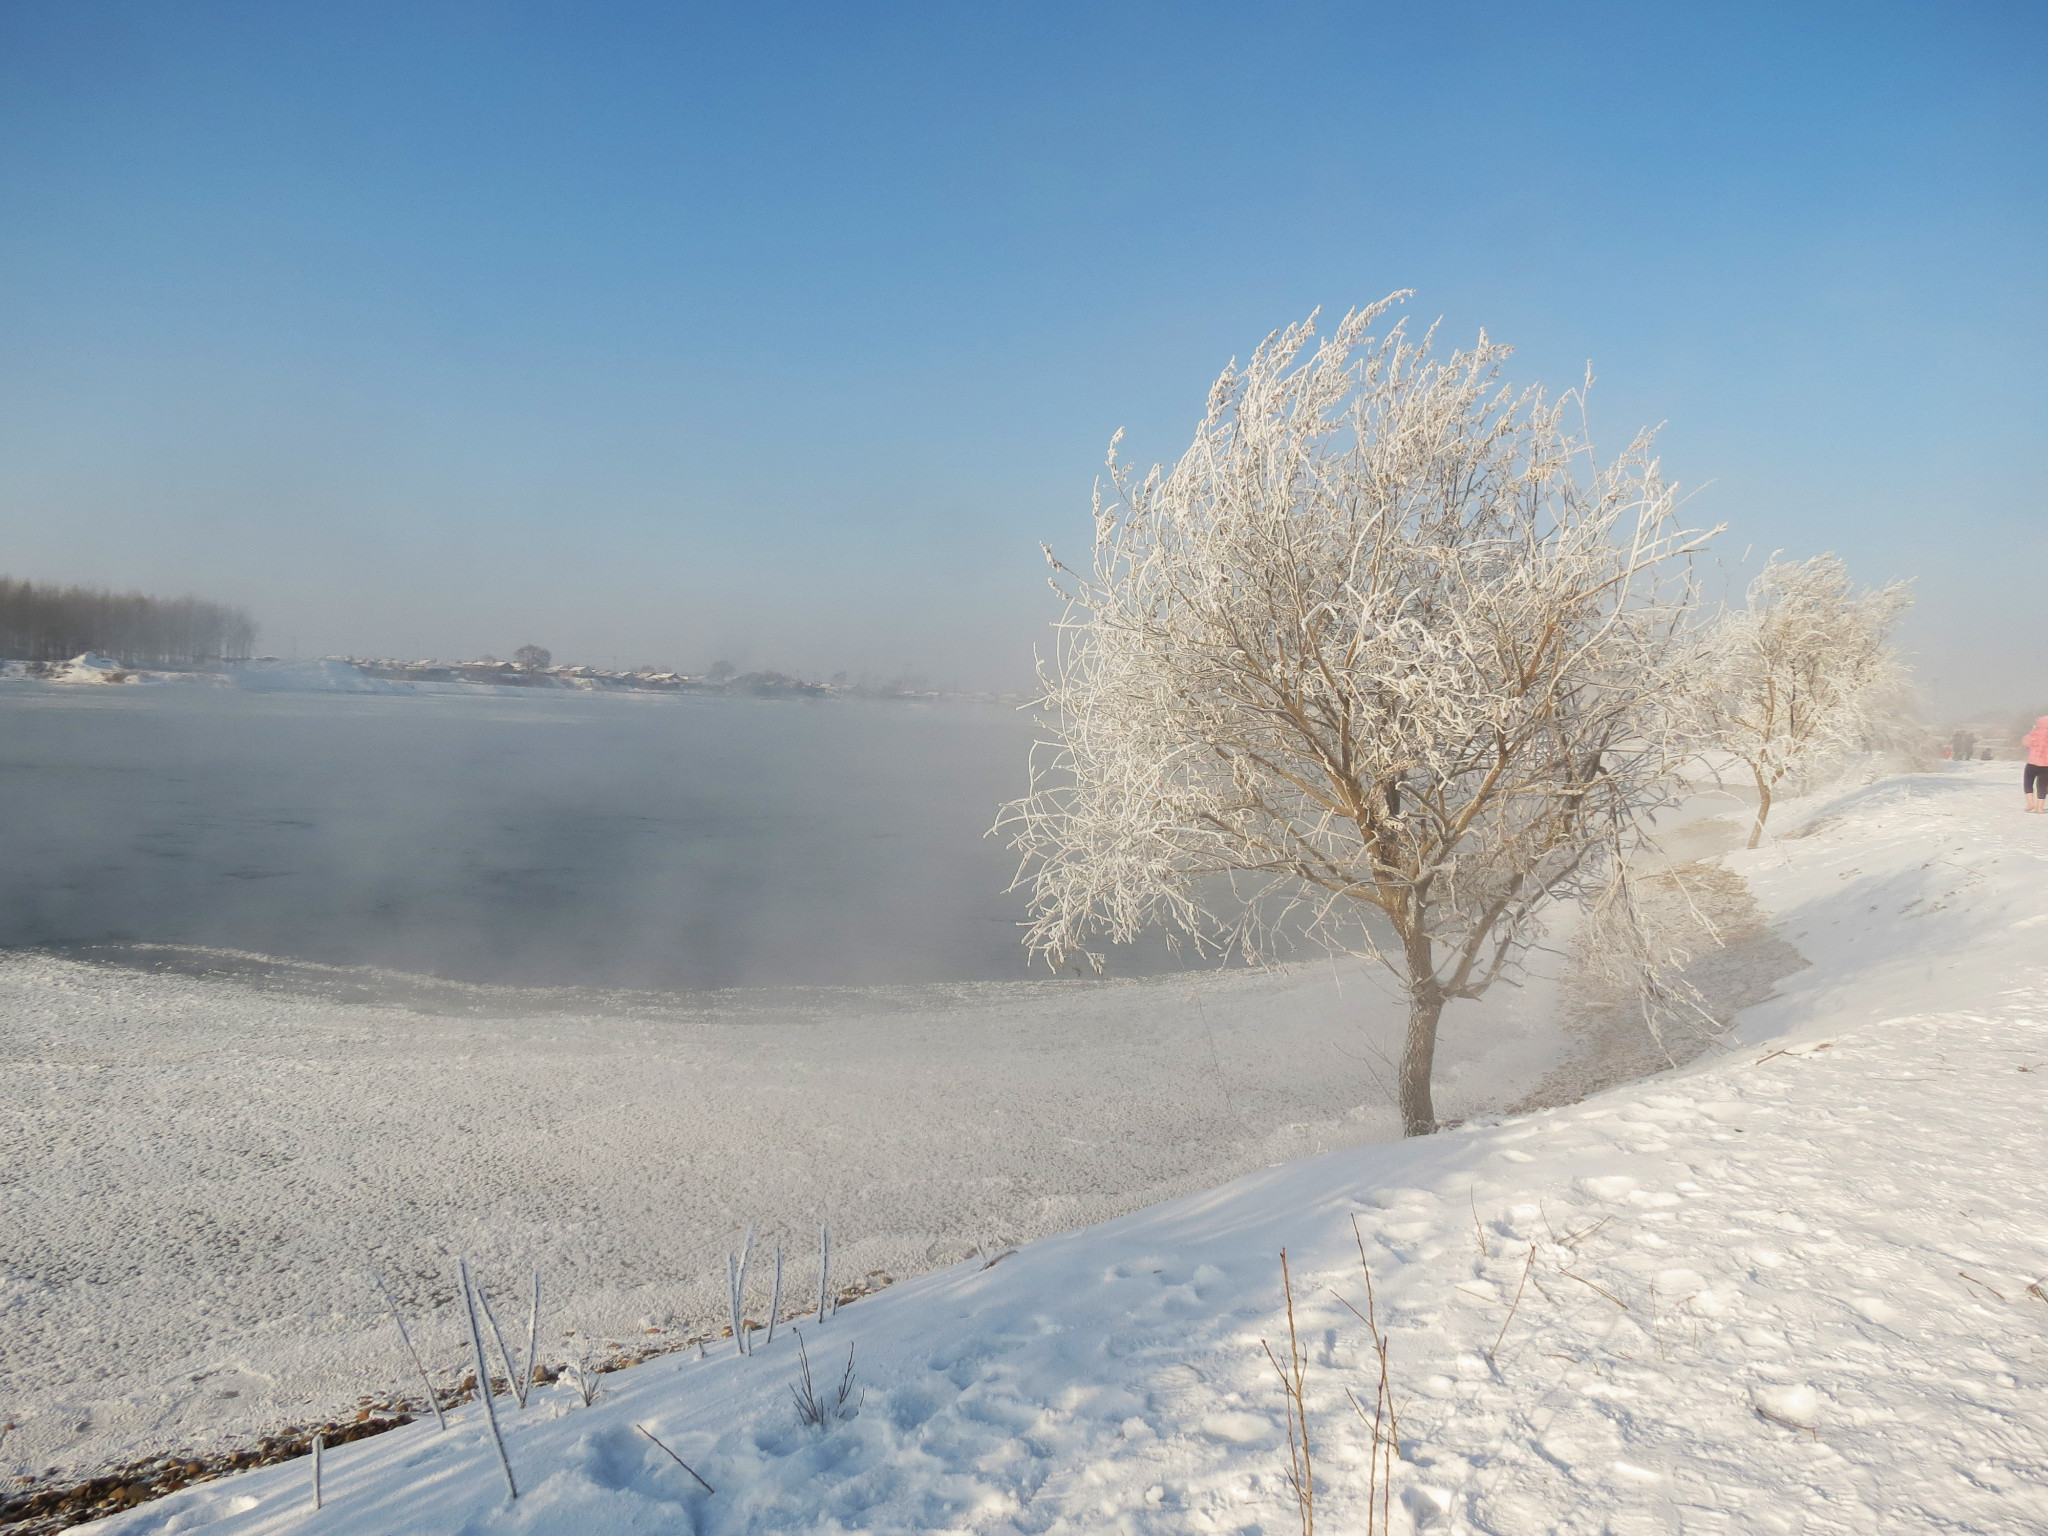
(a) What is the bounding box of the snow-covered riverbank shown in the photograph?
[21,760,2043,1534]
[4,935,1581,1492]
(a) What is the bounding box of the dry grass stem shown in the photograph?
[1957,1271,2006,1302]
[634,1424,715,1493]
[1559,1270,1628,1310]
[371,1271,448,1433]
[1489,1246,1537,1361]
[457,1258,518,1501]
[1558,1215,1611,1248]
[1261,1248,1314,1536]
[1754,1406,1819,1440]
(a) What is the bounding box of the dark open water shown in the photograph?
[0,686,1188,991]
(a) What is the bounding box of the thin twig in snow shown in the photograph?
[1260,1249,1313,1536]
[371,1271,446,1431]
[1558,1215,1612,1249]
[1559,1270,1628,1309]
[1343,1215,1399,1535]
[817,1223,831,1324]
[634,1424,715,1493]
[1754,1405,1819,1440]
[458,1259,518,1500]
[522,1271,541,1402]
[788,1329,861,1428]
[731,1223,756,1355]
[1489,1245,1537,1361]
[725,1251,741,1354]
[476,1281,525,1408]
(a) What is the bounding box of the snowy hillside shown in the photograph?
[47,761,2048,1534]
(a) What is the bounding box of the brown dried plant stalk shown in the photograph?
[1261,1248,1314,1536]
[1488,1245,1537,1362]
[1333,1216,1401,1535]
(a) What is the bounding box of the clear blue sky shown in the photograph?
[1,1,2040,704]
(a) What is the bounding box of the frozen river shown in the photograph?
[0,684,1182,990]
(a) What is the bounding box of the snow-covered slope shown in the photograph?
[61,762,2048,1534]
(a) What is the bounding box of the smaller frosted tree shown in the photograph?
[513,644,552,671]
[1000,296,1715,1136]
[1701,554,1910,848]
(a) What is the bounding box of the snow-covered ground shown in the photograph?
[32,759,2046,1535]
[3,928,1583,1489]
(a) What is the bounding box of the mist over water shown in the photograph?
[0,688,1188,991]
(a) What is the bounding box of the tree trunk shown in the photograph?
[1399,929,1443,1136]
[1399,989,1443,1136]
[1747,765,1773,850]
[1400,991,1449,1138]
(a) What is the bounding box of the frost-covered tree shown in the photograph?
[1000,296,1714,1136]
[513,644,552,671]
[1699,553,1911,848]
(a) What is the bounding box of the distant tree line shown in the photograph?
[0,575,258,666]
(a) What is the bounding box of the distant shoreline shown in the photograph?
[0,652,1025,705]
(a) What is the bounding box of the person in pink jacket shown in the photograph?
[2025,717,2048,812]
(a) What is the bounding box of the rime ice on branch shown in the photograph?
[1690,552,1911,848]
[1001,293,1717,1136]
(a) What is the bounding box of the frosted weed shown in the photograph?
[789,1330,862,1429]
